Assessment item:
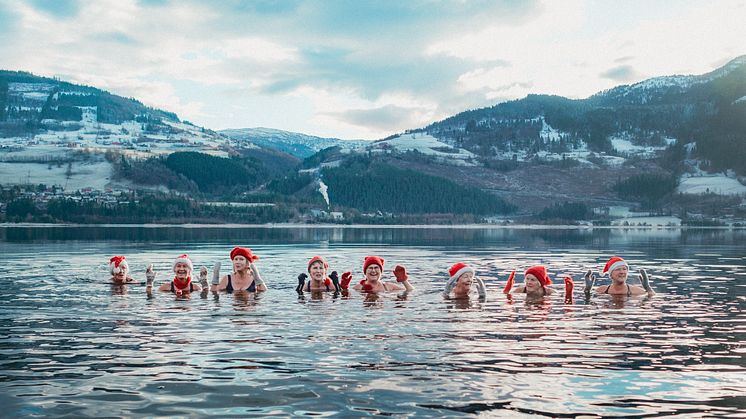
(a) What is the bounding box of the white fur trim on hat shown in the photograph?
[173,254,193,272]
[450,265,475,282]
[109,256,128,274]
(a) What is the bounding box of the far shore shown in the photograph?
[1,222,743,230]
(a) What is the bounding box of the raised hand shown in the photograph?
[502,270,516,294]
[296,273,308,293]
[250,263,266,286]
[329,271,341,292]
[639,269,652,292]
[145,264,156,288]
[393,265,408,282]
[474,277,487,298]
[212,262,221,286]
[564,275,574,304]
[583,269,596,294]
[199,266,208,287]
[340,271,353,290]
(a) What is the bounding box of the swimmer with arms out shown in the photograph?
[584,256,655,298]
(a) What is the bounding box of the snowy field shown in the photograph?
[0,161,113,190]
[678,174,746,195]
[371,133,476,165]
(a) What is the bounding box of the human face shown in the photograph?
[365,264,382,282]
[525,274,542,293]
[174,262,191,279]
[453,272,474,295]
[610,265,628,284]
[232,255,248,271]
[309,261,326,281]
[112,267,127,283]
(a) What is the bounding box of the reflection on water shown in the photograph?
[1,226,744,417]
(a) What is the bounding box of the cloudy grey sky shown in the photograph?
[1,0,745,139]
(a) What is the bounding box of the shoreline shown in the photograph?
[0,222,743,230]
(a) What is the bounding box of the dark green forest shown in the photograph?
[321,157,514,215]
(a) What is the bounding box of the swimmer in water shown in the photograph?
[584,256,655,298]
[443,262,486,299]
[109,255,137,284]
[503,265,574,301]
[339,256,414,293]
[211,247,267,293]
[152,254,204,296]
[296,255,341,293]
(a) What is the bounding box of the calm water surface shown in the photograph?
[1,226,744,417]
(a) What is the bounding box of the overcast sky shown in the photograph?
[1,0,745,140]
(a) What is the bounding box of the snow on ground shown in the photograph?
[539,117,561,142]
[371,133,476,165]
[610,216,682,226]
[610,137,668,156]
[0,161,113,190]
[678,173,746,195]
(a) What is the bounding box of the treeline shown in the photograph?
[536,201,591,221]
[613,173,678,208]
[4,194,293,224]
[321,157,514,215]
[113,151,269,197]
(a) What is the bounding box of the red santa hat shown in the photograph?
[173,254,193,272]
[308,255,328,272]
[448,262,475,282]
[363,255,385,272]
[602,256,628,276]
[524,265,552,286]
[230,246,259,262]
[109,255,128,274]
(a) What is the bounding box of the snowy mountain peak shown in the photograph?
[220,127,368,159]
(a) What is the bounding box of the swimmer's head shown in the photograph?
[173,254,193,274]
[524,265,552,291]
[308,256,328,281]
[448,262,475,294]
[363,256,384,282]
[109,255,128,275]
[230,247,259,263]
[603,256,628,282]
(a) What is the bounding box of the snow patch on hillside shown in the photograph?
[539,117,561,142]
[610,136,670,157]
[678,173,746,195]
[370,133,476,166]
[0,161,113,190]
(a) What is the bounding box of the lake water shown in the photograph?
[1,226,745,417]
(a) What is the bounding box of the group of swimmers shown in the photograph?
[108,246,656,301]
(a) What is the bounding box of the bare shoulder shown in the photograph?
[545,287,555,295]
[595,285,609,293]
[386,282,404,291]
[513,285,526,293]
[629,285,648,295]
[158,282,171,292]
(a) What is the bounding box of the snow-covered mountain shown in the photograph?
[220,127,368,159]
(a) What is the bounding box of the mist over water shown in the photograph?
[1,226,744,417]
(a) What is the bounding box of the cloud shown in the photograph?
[2,0,746,140]
[326,105,421,132]
[600,65,642,82]
[28,0,80,18]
